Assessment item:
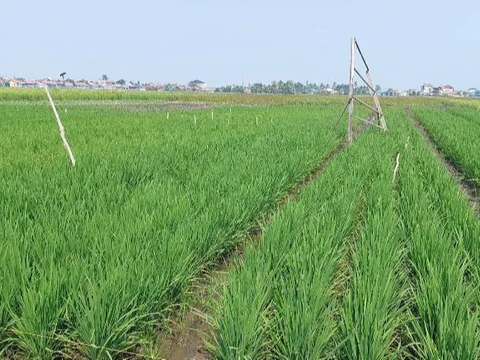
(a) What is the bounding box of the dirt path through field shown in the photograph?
[405,108,480,215]
[158,136,350,360]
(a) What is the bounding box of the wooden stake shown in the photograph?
[211,109,214,120]
[393,153,400,182]
[194,115,197,126]
[45,85,76,166]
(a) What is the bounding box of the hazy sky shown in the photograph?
[1,0,478,89]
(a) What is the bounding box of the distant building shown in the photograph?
[75,82,89,89]
[188,80,210,91]
[6,80,18,88]
[325,88,339,95]
[420,83,433,96]
[378,89,389,97]
[421,83,457,97]
[440,84,455,96]
[468,88,480,97]
[387,88,399,96]
[18,80,40,88]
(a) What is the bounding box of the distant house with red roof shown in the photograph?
[440,84,455,96]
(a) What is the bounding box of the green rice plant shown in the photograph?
[271,222,344,359]
[338,180,408,359]
[395,109,480,358]
[398,173,480,358]
[211,106,480,359]
[208,252,275,359]
[0,99,341,357]
[414,107,480,186]
[211,127,399,359]
[2,92,479,358]
[13,267,67,359]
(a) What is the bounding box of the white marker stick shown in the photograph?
[45,85,76,166]
[392,153,400,183]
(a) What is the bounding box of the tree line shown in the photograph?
[214,80,381,95]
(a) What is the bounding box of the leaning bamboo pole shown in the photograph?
[45,85,76,166]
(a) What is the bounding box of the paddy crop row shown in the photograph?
[413,106,480,189]
[0,100,341,358]
[210,108,480,359]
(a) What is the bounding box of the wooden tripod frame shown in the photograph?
[336,38,387,143]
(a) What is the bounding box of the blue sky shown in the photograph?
[1,0,478,89]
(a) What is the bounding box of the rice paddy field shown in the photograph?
[0,89,479,359]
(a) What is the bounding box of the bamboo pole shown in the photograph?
[348,38,355,143]
[45,85,76,166]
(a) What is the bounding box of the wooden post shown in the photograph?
[348,38,355,143]
[45,85,76,166]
